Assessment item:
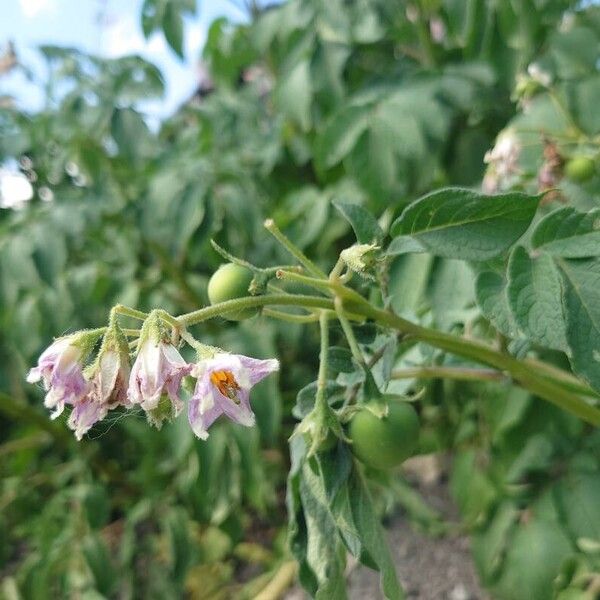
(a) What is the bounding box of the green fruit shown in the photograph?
[564,156,596,182]
[208,263,258,321]
[348,400,420,470]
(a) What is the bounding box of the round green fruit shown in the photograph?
[564,156,595,182]
[348,400,420,470]
[208,263,258,321]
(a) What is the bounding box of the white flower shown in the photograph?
[128,339,191,427]
[188,353,279,439]
[27,336,89,419]
[483,130,522,192]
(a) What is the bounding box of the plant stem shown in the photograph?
[113,304,148,321]
[276,270,368,311]
[264,219,328,279]
[122,328,141,337]
[391,366,506,382]
[524,356,600,399]
[262,308,320,323]
[253,561,297,600]
[276,269,334,295]
[171,289,600,426]
[157,309,181,330]
[178,294,334,327]
[358,302,600,426]
[316,311,330,411]
[334,297,365,366]
[329,257,345,279]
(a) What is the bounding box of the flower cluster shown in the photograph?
[482,129,522,193]
[26,315,279,441]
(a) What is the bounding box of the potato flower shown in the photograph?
[188,353,279,439]
[27,333,94,419]
[128,335,192,428]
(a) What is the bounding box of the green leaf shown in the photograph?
[287,437,348,599]
[507,246,568,352]
[141,0,165,37]
[316,104,370,169]
[391,188,541,261]
[300,466,348,599]
[476,270,519,338]
[83,534,118,596]
[328,346,355,373]
[558,258,600,392]
[111,108,152,162]
[294,381,344,419]
[492,519,573,600]
[531,207,600,258]
[340,468,404,599]
[333,200,383,244]
[163,2,184,58]
[276,59,313,131]
[386,236,426,256]
[165,509,193,584]
[388,253,434,315]
[553,472,600,542]
[287,437,319,596]
[471,501,519,584]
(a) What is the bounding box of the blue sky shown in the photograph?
[0,0,248,115]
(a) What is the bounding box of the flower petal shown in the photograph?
[68,399,108,441]
[188,375,222,439]
[238,356,279,386]
[214,388,255,427]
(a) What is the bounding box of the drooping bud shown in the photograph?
[27,329,103,420]
[127,312,192,428]
[340,244,380,277]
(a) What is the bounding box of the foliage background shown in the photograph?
[1,1,600,598]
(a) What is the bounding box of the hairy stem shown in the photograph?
[264,219,327,279]
[334,297,365,366]
[391,366,506,382]
[113,304,148,321]
[358,302,600,426]
[178,294,334,327]
[262,308,320,323]
[172,291,600,426]
[316,311,330,411]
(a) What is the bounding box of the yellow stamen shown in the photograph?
[210,370,241,403]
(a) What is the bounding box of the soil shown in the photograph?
[285,456,490,600]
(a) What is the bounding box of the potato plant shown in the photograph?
[2,1,600,598]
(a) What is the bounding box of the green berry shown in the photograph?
[565,156,595,182]
[208,263,259,321]
[348,400,420,470]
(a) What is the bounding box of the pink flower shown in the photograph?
[92,347,131,409]
[188,353,279,439]
[67,344,131,441]
[128,339,191,427]
[27,336,89,419]
[67,398,109,441]
[28,328,132,440]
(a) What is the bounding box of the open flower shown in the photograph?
[128,338,191,428]
[27,334,91,419]
[188,353,279,439]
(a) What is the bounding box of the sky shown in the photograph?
[0,0,249,115]
[0,0,252,207]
